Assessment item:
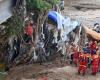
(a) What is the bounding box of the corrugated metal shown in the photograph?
[0,0,12,24]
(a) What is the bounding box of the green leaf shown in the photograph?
[26,0,52,11]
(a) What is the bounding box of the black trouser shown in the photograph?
[23,34,31,43]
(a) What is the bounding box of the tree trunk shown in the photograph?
[35,10,48,45]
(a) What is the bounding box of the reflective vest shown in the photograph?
[92,54,99,60]
[91,54,99,65]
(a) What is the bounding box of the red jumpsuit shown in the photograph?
[73,49,79,66]
[90,41,97,54]
[78,53,88,75]
[91,54,99,75]
[98,56,100,72]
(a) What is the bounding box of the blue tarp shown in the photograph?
[48,11,58,23]
[48,11,80,33]
[48,11,65,30]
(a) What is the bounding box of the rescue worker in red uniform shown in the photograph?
[91,50,99,75]
[23,22,34,44]
[73,48,79,66]
[90,41,97,53]
[98,53,100,72]
[78,51,88,76]
[84,48,91,68]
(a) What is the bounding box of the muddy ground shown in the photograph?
[6,54,100,80]
[64,0,100,27]
[4,0,100,80]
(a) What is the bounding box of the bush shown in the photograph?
[26,0,52,11]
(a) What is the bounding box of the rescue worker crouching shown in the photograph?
[78,50,88,76]
[91,50,99,75]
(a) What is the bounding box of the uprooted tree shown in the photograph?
[0,0,60,65]
[7,0,60,45]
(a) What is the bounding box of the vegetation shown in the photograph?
[6,0,25,36]
[7,15,23,36]
[26,0,60,10]
[6,0,60,36]
[26,0,52,11]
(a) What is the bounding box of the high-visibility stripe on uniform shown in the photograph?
[79,65,87,67]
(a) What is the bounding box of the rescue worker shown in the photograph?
[78,50,88,76]
[90,41,97,50]
[98,53,100,72]
[73,47,79,66]
[90,40,97,52]
[96,38,100,72]
[91,50,99,75]
[83,47,91,68]
[23,21,34,44]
